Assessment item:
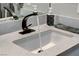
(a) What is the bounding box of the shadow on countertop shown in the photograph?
[57,44,79,56]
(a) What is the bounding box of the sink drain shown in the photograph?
[38,50,43,53]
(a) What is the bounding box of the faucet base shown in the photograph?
[19,29,35,35]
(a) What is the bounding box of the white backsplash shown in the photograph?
[55,15,79,28]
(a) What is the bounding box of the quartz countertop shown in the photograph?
[0,24,79,56]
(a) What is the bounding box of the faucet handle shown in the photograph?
[27,24,32,27]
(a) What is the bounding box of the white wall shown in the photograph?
[24,3,79,19]
[52,3,79,18]
[25,3,79,19]
[20,3,49,16]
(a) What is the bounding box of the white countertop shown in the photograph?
[0,24,79,56]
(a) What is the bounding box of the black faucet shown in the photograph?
[19,12,38,34]
[3,7,18,20]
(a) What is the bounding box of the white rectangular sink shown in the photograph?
[13,29,73,54]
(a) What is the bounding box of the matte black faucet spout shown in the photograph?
[4,7,18,20]
[19,12,38,35]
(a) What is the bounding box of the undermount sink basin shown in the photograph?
[13,29,73,54]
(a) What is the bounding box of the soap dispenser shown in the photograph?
[47,3,54,26]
